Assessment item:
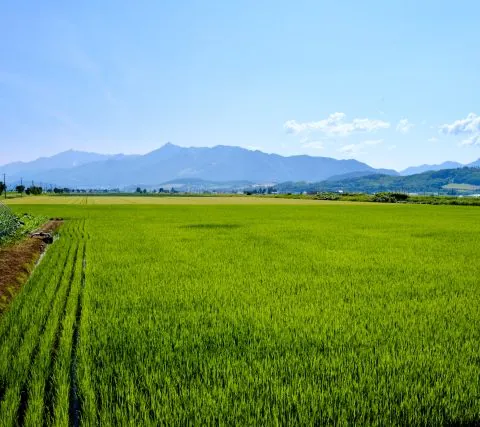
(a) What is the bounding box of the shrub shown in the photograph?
[373,192,409,203]
[0,203,20,243]
[314,192,341,201]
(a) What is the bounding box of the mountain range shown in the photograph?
[0,143,478,188]
[400,161,463,175]
[0,144,398,188]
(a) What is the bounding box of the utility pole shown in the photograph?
[20,177,23,197]
[3,173,6,200]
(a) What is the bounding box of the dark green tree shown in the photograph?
[26,186,42,195]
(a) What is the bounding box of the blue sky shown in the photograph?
[1,0,479,170]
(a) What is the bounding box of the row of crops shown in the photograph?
[1,202,479,424]
[0,218,85,426]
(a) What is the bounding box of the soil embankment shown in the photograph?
[0,219,63,313]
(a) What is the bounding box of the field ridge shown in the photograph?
[70,238,86,427]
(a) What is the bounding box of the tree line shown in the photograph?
[135,187,179,194]
[0,183,43,196]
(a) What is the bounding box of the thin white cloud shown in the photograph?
[387,145,397,151]
[339,139,383,155]
[396,119,414,134]
[300,136,309,144]
[460,135,480,146]
[339,144,362,155]
[302,141,324,150]
[363,139,383,146]
[440,113,480,148]
[440,113,480,135]
[284,113,390,136]
[428,137,438,143]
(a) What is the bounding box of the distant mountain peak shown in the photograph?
[401,161,464,176]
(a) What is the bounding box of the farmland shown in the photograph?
[443,183,480,191]
[1,197,479,425]
[4,195,329,205]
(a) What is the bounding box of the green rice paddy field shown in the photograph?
[1,196,479,425]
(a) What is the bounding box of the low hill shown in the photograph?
[326,170,398,182]
[275,167,480,194]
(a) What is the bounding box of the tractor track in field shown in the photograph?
[70,226,86,427]
[15,243,77,426]
[43,242,83,426]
